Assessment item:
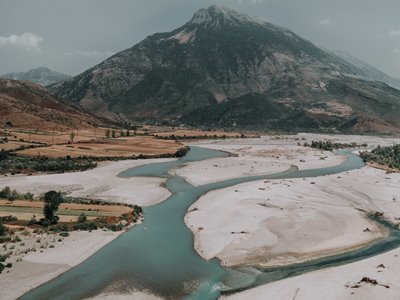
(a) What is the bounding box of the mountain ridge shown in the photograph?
[1,67,71,87]
[0,79,106,130]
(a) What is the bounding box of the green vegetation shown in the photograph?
[73,213,98,231]
[0,216,17,222]
[0,221,6,236]
[0,186,34,201]
[360,144,400,170]
[0,149,8,160]
[0,152,97,175]
[174,146,190,158]
[0,144,190,175]
[156,134,251,140]
[41,191,63,226]
[132,205,143,222]
[308,140,368,151]
[69,131,75,143]
[0,189,143,232]
[77,213,87,224]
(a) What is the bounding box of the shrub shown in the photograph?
[73,222,97,231]
[0,221,6,236]
[0,186,11,199]
[0,149,9,161]
[77,213,87,224]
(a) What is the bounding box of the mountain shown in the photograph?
[51,5,400,133]
[329,50,400,90]
[0,79,105,130]
[1,67,71,86]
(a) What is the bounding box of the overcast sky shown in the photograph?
[1,0,400,78]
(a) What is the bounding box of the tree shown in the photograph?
[105,129,110,138]
[70,131,75,143]
[43,191,63,224]
[0,186,11,198]
[111,130,116,138]
[0,149,8,161]
[0,221,6,236]
[77,213,87,224]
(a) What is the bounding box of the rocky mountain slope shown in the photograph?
[329,50,400,90]
[0,79,105,130]
[51,5,400,133]
[1,67,71,86]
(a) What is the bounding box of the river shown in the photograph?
[20,146,400,300]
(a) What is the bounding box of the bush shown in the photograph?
[49,224,68,232]
[105,223,124,231]
[0,149,9,161]
[59,232,69,237]
[77,213,87,224]
[0,186,11,199]
[73,222,97,231]
[0,215,17,222]
[0,221,6,236]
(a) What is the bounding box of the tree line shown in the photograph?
[360,144,400,170]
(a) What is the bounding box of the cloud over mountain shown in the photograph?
[0,32,43,52]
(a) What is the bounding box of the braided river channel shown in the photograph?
[20,146,400,300]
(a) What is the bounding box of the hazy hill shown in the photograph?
[1,67,71,86]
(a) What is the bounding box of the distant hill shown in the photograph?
[0,79,105,130]
[1,67,71,86]
[51,5,400,134]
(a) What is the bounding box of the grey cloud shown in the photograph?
[388,29,400,37]
[64,50,115,58]
[0,33,43,52]
[318,18,331,26]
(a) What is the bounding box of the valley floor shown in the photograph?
[0,158,175,300]
[1,133,400,299]
[181,133,400,299]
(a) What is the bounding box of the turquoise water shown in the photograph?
[20,146,400,300]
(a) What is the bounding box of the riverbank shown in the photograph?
[0,158,175,206]
[185,174,387,267]
[175,137,348,186]
[182,133,400,299]
[0,230,122,300]
[222,247,400,300]
[0,158,176,300]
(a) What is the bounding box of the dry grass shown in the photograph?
[5,128,110,145]
[1,125,258,159]
[17,135,182,158]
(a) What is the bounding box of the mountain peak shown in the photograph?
[189,5,265,28]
